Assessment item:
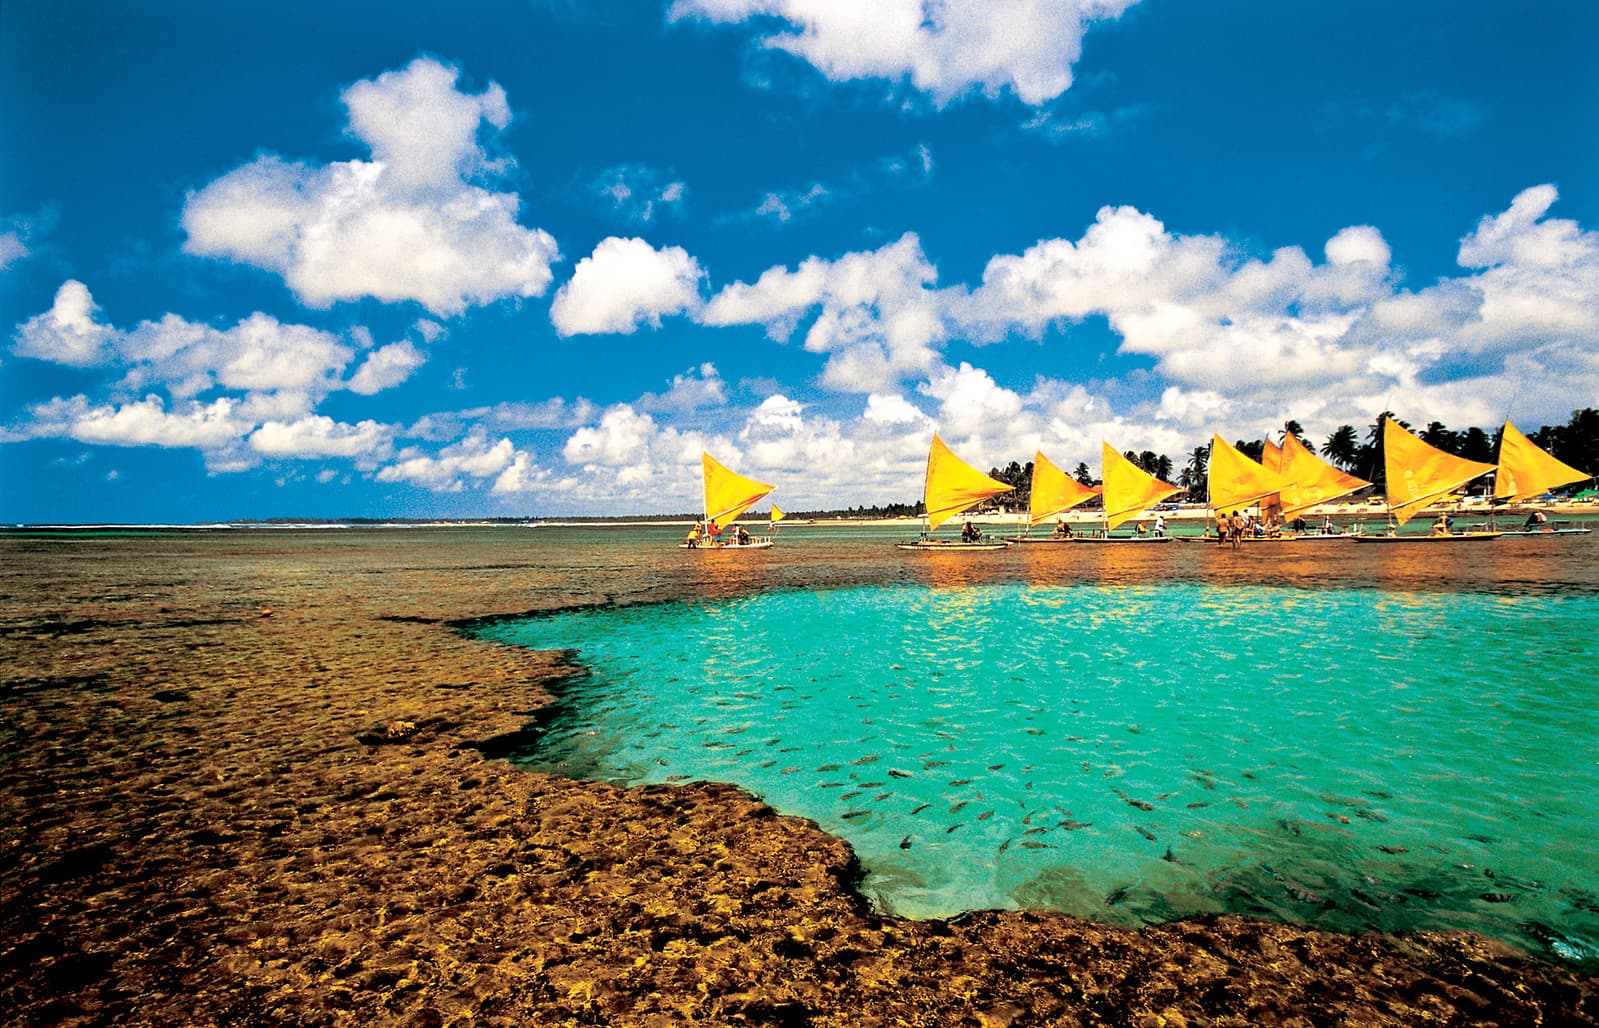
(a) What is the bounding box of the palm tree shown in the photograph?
[1421,421,1459,454]
[1073,461,1094,486]
[1180,445,1209,501]
[1283,419,1312,451]
[1323,425,1359,470]
[1234,438,1265,462]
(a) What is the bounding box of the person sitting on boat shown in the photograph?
[1153,515,1166,537]
[1053,519,1072,538]
[735,526,750,545]
[1136,521,1148,535]
[1525,510,1548,530]
[1432,513,1452,536]
[961,520,982,542]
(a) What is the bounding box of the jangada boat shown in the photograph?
[1253,433,1371,540]
[680,452,776,550]
[897,434,1012,550]
[1071,443,1180,543]
[1491,421,1592,536]
[1353,419,1501,543]
[1006,449,1100,543]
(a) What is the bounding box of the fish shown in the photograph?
[899,835,912,850]
[1106,886,1130,906]
[1136,826,1157,841]
[949,778,973,787]
[841,810,870,821]
[1377,845,1408,854]
[977,810,994,821]
[949,801,970,814]
[911,803,931,815]
[946,823,963,834]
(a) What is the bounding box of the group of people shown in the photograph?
[684,521,752,547]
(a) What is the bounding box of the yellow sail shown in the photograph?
[1102,442,1181,532]
[769,504,787,524]
[702,452,775,530]
[1383,419,1495,525]
[1029,450,1098,525]
[924,434,1011,531]
[1208,435,1291,514]
[1261,438,1284,473]
[1276,433,1370,517]
[1494,420,1589,502]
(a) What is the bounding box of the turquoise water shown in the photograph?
[473,580,1599,967]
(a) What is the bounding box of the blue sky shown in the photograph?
[2,0,1596,522]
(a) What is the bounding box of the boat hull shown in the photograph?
[896,540,1009,551]
[1497,528,1592,536]
[1240,532,1360,543]
[1071,535,1174,544]
[1352,532,1502,543]
[679,540,774,550]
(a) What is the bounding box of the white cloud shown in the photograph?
[347,340,426,395]
[0,231,26,270]
[591,164,689,225]
[670,0,1142,107]
[182,57,559,316]
[637,362,727,412]
[699,232,945,391]
[34,394,253,450]
[250,415,390,459]
[376,434,522,492]
[550,237,704,336]
[13,280,116,366]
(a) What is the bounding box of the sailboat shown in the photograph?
[897,434,1012,550]
[1254,433,1371,540]
[1208,434,1292,541]
[768,504,787,534]
[1492,421,1592,535]
[1074,442,1181,543]
[680,452,776,550]
[1353,419,1501,543]
[1007,450,1100,542]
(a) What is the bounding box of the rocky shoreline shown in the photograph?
[2,531,1595,1025]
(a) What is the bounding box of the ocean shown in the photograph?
[469,521,1599,968]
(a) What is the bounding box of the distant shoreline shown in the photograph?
[7,499,1596,532]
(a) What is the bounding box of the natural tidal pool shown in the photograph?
[472,580,1599,967]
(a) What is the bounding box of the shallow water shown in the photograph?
[469,524,1599,967]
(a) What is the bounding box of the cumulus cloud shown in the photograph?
[347,341,426,395]
[13,280,117,366]
[376,434,522,492]
[699,232,945,391]
[7,280,435,467]
[637,362,727,412]
[24,394,252,450]
[250,415,390,460]
[550,237,704,336]
[670,0,1142,106]
[182,57,559,316]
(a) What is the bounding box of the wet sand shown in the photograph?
[2,528,1595,1026]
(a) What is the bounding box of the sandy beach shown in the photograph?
[2,528,1595,1026]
